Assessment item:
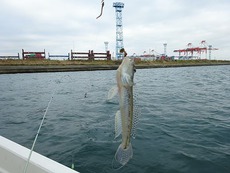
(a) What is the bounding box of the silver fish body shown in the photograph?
[114,57,136,166]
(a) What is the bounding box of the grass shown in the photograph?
[0,59,119,66]
[0,59,229,66]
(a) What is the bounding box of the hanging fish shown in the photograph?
[108,54,139,167]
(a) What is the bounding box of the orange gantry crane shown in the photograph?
[174,40,218,59]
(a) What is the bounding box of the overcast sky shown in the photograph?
[1,0,230,60]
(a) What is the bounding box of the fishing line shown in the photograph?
[23,90,55,173]
[71,153,75,170]
[23,74,71,173]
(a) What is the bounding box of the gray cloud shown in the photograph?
[0,0,229,60]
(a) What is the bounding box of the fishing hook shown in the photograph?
[96,0,105,19]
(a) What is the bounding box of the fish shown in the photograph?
[108,56,138,167]
[96,0,105,19]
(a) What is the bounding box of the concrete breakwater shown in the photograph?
[0,62,230,74]
[0,65,118,74]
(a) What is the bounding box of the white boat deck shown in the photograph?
[0,136,79,173]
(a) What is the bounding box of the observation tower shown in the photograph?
[113,2,124,59]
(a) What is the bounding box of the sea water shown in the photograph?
[0,65,229,173]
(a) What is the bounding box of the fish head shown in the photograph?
[118,57,136,87]
[122,57,135,75]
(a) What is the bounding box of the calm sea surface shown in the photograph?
[0,65,230,173]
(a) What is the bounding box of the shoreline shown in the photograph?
[0,62,230,74]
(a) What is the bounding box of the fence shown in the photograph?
[71,50,111,60]
[0,53,20,59]
[1,50,111,61]
[22,49,46,60]
[48,53,70,60]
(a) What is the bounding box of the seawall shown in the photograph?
[0,62,230,74]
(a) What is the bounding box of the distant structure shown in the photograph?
[113,2,124,59]
[22,49,46,60]
[48,53,70,60]
[104,41,109,52]
[174,40,218,59]
[208,45,218,60]
[163,43,167,56]
[70,50,111,60]
[0,53,20,59]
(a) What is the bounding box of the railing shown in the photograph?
[1,50,112,61]
[71,50,111,60]
[0,53,20,59]
[22,49,46,60]
[48,53,70,60]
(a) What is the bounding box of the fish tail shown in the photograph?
[114,143,133,166]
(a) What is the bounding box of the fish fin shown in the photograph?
[131,107,139,139]
[115,110,122,139]
[121,73,133,86]
[131,96,140,139]
[107,86,118,100]
[115,143,133,166]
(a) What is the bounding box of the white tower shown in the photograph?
[163,43,167,56]
[104,41,109,52]
[113,2,124,59]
